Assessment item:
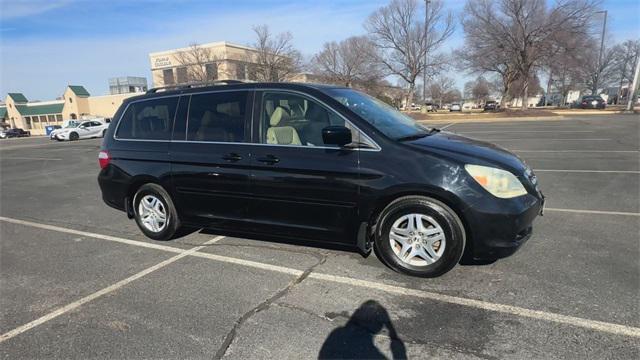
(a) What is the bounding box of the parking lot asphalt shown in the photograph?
[1,114,638,359]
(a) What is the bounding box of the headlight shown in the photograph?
[465,164,528,199]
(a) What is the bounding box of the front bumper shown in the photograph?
[462,192,544,260]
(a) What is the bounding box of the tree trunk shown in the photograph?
[521,77,529,110]
[545,69,553,107]
[405,83,415,109]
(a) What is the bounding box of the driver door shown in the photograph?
[248,90,365,243]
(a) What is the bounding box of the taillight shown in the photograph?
[98,150,111,169]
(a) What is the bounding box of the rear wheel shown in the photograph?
[133,184,180,241]
[102,129,107,137]
[69,132,79,141]
[374,196,465,278]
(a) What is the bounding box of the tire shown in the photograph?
[132,183,181,241]
[69,132,79,141]
[373,196,465,278]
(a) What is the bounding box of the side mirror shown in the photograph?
[322,126,352,147]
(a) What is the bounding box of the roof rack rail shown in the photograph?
[146,80,245,94]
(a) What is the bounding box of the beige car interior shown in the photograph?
[266,106,302,145]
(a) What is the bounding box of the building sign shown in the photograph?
[154,57,172,68]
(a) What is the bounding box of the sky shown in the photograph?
[1,0,639,101]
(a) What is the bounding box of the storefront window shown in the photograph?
[236,62,246,80]
[163,69,175,85]
[176,67,188,84]
[206,63,218,81]
[56,114,63,122]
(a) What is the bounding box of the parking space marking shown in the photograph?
[0,157,63,161]
[0,235,224,343]
[484,138,611,141]
[0,216,187,254]
[309,273,640,338]
[2,216,639,339]
[460,130,594,134]
[545,208,640,217]
[534,169,640,174]
[439,122,456,130]
[512,150,639,153]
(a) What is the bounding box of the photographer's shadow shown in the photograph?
[319,300,407,360]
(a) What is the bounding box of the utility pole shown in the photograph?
[422,0,430,105]
[594,10,607,94]
[625,54,640,111]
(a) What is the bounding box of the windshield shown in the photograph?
[324,88,428,140]
[65,121,80,128]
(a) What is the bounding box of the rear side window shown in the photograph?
[116,97,178,140]
[187,91,248,142]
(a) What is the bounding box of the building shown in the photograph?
[109,77,148,95]
[149,41,264,87]
[0,85,141,135]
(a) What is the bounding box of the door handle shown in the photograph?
[257,155,280,164]
[222,153,242,162]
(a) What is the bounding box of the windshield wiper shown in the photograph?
[396,129,439,141]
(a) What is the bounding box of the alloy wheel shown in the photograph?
[389,213,446,266]
[138,195,168,233]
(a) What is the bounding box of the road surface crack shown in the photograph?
[213,252,327,359]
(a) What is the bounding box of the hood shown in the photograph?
[404,131,528,173]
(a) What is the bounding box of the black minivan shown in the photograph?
[98,82,544,277]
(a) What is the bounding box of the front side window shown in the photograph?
[186,91,248,142]
[324,88,428,140]
[116,97,178,140]
[260,92,353,147]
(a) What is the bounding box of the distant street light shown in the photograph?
[422,0,430,104]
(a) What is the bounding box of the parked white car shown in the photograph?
[53,120,109,141]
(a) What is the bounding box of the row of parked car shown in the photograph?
[408,101,499,112]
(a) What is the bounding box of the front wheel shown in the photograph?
[69,132,79,141]
[133,184,181,241]
[374,196,465,278]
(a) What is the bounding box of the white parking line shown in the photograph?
[439,122,457,130]
[512,150,639,153]
[309,273,640,338]
[0,157,63,161]
[485,138,611,141]
[545,208,640,217]
[534,169,640,174]
[1,216,639,338]
[0,235,223,343]
[461,130,594,134]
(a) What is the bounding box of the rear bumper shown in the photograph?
[462,193,543,260]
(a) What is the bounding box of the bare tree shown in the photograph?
[366,0,454,105]
[461,0,598,109]
[311,36,383,87]
[174,43,221,84]
[612,39,640,102]
[248,25,302,82]
[426,76,456,106]
[575,44,618,94]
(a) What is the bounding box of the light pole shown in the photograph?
[422,0,430,104]
[625,54,640,111]
[594,10,607,94]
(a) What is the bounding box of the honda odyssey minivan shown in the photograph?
[98,81,544,277]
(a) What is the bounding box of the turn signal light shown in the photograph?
[98,150,111,169]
